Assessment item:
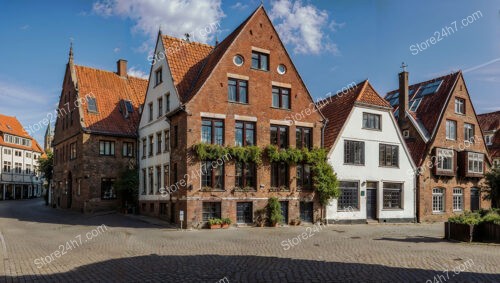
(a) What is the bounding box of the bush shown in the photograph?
[268,197,283,225]
[221,218,232,225]
[208,218,222,225]
[448,211,482,225]
[482,211,500,225]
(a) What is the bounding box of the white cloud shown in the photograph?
[93,0,224,48]
[231,2,248,10]
[127,67,148,79]
[113,47,120,53]
[269,0,340,55]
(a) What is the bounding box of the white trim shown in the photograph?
[271,81,292,88]
[200,112,226,119]
[227,73,249,80]
[234,115,257,122]
[251,46,270,54]
[270,119,292,126]
[406,111,430,142]
[295,121,314,128]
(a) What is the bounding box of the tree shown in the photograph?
[114,167,139,212]
[312,160,340,223]
[267,197,283,226]
[485,168,500,208]
[37,151,53,205]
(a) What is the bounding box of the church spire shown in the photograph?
[69,39,74,65]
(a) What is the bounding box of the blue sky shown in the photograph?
[0,0,499,145]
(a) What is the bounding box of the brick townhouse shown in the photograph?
[52,47,147,212]
[385,69,491,222]
[138,5,324,227]
[0,114,44,200]
[478,111,500,168]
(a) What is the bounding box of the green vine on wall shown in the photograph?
[193,143,262,164]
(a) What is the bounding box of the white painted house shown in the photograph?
[318,81,416,223]
[138,32,186,220]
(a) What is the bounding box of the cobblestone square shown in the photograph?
[1,200,499,282]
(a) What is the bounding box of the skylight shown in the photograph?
[415,80,442,98]
[87,97,97,112]
[124,100,134,113]
[409,98,422,111]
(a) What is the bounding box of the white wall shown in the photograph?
[138,35,181,202]
[326,105,416,222]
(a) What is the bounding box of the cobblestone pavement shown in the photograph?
[0,200,499,282]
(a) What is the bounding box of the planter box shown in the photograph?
[478,222,500,243]
[209,224,221,229]
[221,224,229,229]
[445,222,477,242]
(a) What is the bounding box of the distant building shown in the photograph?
[477,111,500,168]
[52,47,147,212]
[44,121,54,152]
[320,81,417,223]
[386,70,491,222]
[0,114,44,200]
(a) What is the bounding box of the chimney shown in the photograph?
[117,59,127,77]
[398,63,409,127]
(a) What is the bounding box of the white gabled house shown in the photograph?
[318,80,416,223]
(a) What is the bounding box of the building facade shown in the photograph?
[139,6,325,227]
[319,81,416,223]
[385,70,491,222]
[478,111,500,168]
[44,122,54,153]
[52,48,147,212]
[0,114,43,200]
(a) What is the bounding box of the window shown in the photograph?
[251,51,269,71]
[468,152,484,174]
[453,188,464,211]
[70,142,77,160]
[446,120,457,140]
[270,125,289,148]
[233,55,244,66]
[437,148,454,171]
[379,144,399,167]
[26,152,31,158]
[296,127,312,149]
[409,98,422,112]
[277,64,286,75]
[148,136,154,156]
[123,142,133,157]
[228,78,248,103]
[142,138,146,158]
[164,165,170,188]
[271,162,289,188]
[165,93,170,112]
[148,103,153,122]
[148,168,154,194]
[142,169,146,194]
[344,140,365,165]
[173,163,178,184]
[235,162,256,189]
[124,100,134,113]
[3,149,11,155]
[3,161,11,173]
[202,202,221,221]
[363,113,381,130]
[164,130,170,152]
[157,133,162,154]
[87,97,97,112]
[455,98,465,114]
[464,123,474,143]
[383,183,402,209]
[158,97,163,117]
[201,119,224,145]
[201,161,224,189]
[485,134,493,145]
[173,126,178,148]
[432,188,444,212]
[25,164,31,174]
[99,141,115,156]
[101,178,116,200]
[235,121,255,146]
[272,86,291,109]
[15,150,21,157]
[296,163,312,190]
[338,181,359,210]
[156,166,161,192]
[155,68,163,86]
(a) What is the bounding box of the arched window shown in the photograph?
[432,188,444,213]
[452,188,463,211]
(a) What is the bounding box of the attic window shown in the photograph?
[124,100,134,113]
[415,80,442,98]
[409,98,422,111]
[87,97,97,112]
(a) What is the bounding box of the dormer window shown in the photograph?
[120,100,134,118]
[87,97,97,112]
[155,68,163,86]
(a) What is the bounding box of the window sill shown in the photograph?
[269,187,290,192]
[343,163,365,166]
[337,209,360,212]
[362,127,382,131]
[200,188,226,192]
[382,208,403,211]
[270,106,291,111]
[228,101,250,105]
[379,165,400,169]
[250,68,269,72]
[432,211,446,215]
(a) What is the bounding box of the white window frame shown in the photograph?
[452,188,463,211]
[467,152,484,174]
[446,120,457,140]
[437,148,454,171]
[432,188,445,213]
[464,123,474,143]
[454,98,465,114]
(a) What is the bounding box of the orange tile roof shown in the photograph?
[0,114,43,152]
[478,111,500,158]
[318,80,390,149]
[74,65,148,136]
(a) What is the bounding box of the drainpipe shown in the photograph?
[414,172,417,223]
[321,118,328,224]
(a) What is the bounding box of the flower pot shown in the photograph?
[210,224,221,229]
[221,223,229,229]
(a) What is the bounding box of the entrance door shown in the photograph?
[366,182,377,219]
[280,201,289,224]
[300,202,314,223]
[236,202,253,223]
[67,172,72,209]
[470,188,480,211]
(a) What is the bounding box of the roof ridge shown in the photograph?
[162,34,214,48]
[75,64,148,82]
[356,80,370,101]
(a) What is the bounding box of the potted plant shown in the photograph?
[208,218,222,229]
[254,208,267,227]
[268,197,283,227]
[221,218,232,229]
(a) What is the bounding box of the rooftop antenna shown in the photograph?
[401,62,408,72]
[184,33,191,43]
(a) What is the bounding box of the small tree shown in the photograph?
[37,151,53,205]
[114,167,139,213]
[267,197,283,226]
[485,168,500,208]
[312,161,340,223]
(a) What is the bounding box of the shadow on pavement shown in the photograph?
[4,254,500,282]
[374,236,445,243]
